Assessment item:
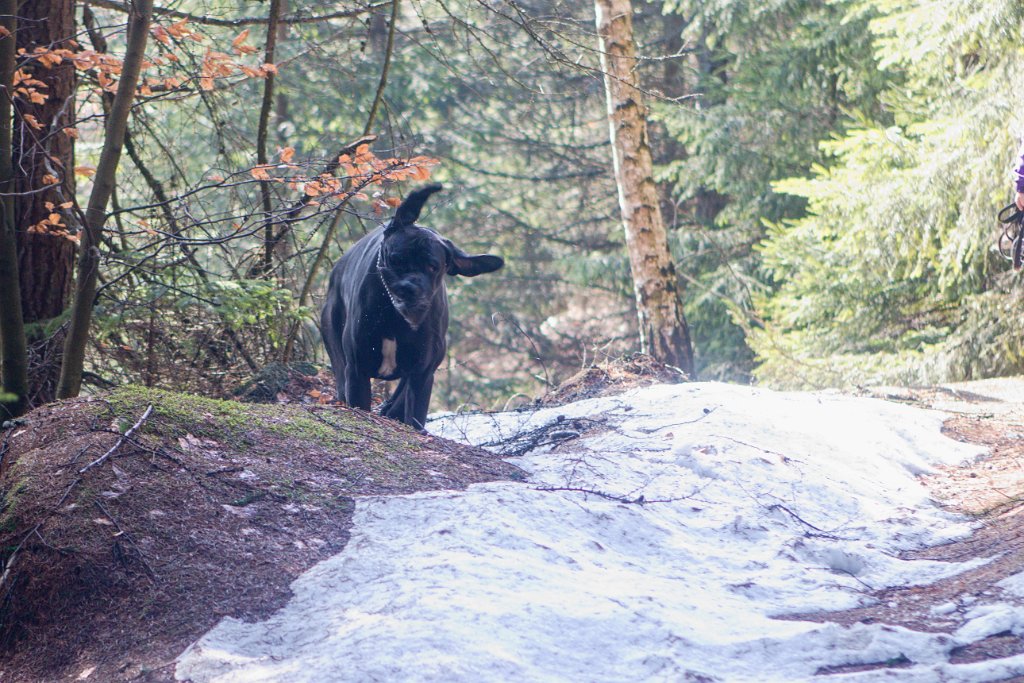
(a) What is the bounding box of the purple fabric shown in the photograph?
[1016,143,1024,193]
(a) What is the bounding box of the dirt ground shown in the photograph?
[0,386,522,682]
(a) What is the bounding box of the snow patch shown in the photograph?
[177,382,1007,682]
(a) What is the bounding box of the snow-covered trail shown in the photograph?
[176,382,1024,682]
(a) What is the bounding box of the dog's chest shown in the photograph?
[377,338,398,376]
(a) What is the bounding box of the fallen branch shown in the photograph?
[94,499,158,582]
[766,503,827,533]
[535,485,693,506]
[628,407,717,434]
[79,404,154,474]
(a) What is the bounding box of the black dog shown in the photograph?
[321,184,503,430]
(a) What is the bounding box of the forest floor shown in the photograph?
[0,384,523,682]
[2,367,1024,681]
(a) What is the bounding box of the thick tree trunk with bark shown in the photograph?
[595,0,695,375]
[14,0,77,406]
[0,0,27,417]
[57,0,154,398]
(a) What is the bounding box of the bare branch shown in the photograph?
[87,0,388,27]
[79,403,154,474]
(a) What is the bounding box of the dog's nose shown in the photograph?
[395,280,418,298]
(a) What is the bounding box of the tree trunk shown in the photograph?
[14,0,77,406]
[691,18,729,226]
[255,0,282,277]
[0,0,27,417]
[594,0,695,375]
[637,3,689,231]
[57,0,154,398]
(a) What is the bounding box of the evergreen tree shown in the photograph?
[657,0,888,379]
[752,0,1024,388]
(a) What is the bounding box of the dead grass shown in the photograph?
[533,353,687,407]
[0,386,522,682]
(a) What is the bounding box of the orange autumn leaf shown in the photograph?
[279,146,295,163]
[41,173,59,185]
[166,19,191,38]
[59,201,73,209]
[319,176,341,194]
[63,126,79,139]
[250,165,272,181]
[231,29,259,55]
[36,51,62,68]
[385,197,402,207]
[354,144,373,163]
[74,166,96,177]
[152,25,171,45]
[410,165,432,181]
[23,113,44,130]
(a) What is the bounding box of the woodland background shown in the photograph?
[1,0,1023,416]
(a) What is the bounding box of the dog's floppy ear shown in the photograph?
[442,238,504,277]
[386,183,443,233]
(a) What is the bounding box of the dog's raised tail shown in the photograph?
[390,184,443,230]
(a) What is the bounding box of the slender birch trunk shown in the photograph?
[57,0,154,398]
[0,0,27,416]
[595,0,694,375]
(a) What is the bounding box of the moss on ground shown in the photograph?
[0,476,28,536]
[101,385,413,455]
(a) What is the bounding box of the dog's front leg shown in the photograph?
[405,372,435,432]
[380,377,408,423]
[344,365,372,411]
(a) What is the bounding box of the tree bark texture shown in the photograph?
[0,0,27,416]
[594,0,695,375]
[14,0,77,406]
[58,0,154,398]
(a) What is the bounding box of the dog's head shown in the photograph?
[377,184,504,330]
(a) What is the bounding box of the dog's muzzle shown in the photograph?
[377,248,430,330]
